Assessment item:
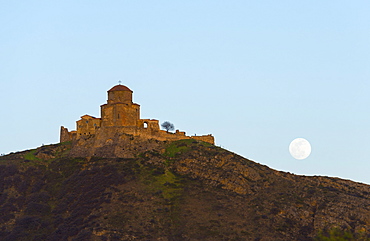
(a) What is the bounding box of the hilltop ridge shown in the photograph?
[0,137,369,240]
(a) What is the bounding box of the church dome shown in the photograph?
[108,85,132,92]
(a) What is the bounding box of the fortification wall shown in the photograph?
[60,126,71,143]
[68,128,214,159]
[139,119,160,130]
[191,134,215,144]
[61,124,214,145]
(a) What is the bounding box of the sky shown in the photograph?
[1,1,370,184]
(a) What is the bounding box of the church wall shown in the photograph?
[123,104,140,126]
[76,117,101,137]
[101,103,140,127]
[108,90,132,104]
[101,104,114,126]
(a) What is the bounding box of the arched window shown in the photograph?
[144,122,148,128]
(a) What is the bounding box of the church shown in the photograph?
[60,84,214,144]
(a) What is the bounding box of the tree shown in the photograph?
[161,121,175,132]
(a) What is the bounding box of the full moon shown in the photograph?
[289,138,311,160]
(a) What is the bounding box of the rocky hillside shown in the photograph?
[0,137,369,240]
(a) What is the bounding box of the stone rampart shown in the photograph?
[191,134,215,144]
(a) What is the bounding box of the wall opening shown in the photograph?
[144,122,148,128]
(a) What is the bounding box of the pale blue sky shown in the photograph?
[1,1,370,184]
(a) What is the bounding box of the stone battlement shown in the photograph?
[60,84,214,145]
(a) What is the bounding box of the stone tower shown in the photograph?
[100,85,141,127]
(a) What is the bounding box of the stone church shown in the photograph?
[60,84,214,144]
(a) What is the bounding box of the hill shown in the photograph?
[0,137,369,240]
